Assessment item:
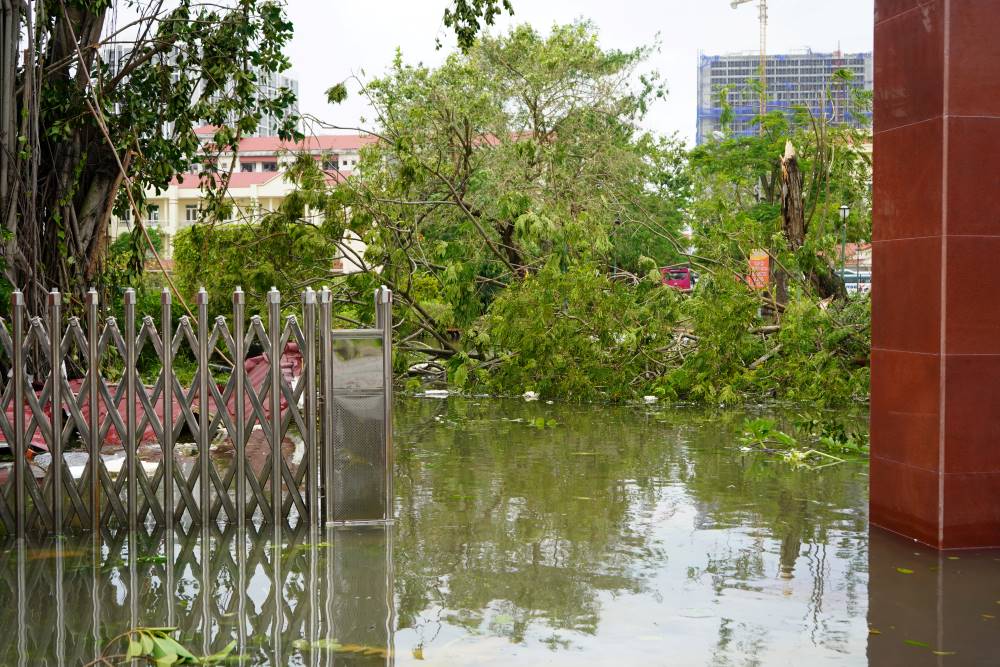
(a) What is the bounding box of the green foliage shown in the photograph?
[527,416,559,429]
[479,262,679,401]
[172,217,335,319]
[794,413,870,456]
[2,0,303,315]
[325,82,348,104]
[442,0,515,51]
[657,283,870,405]
[739,417,798,448]
[105,228,164,289]
[174,21,872,408]
[739,414,869,460]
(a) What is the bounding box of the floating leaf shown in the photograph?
[294,638,351,652]
[573,496,592,500]
[203,639,237,663]
[138,555,168,564]
[896,567,914,575]
[868,628,881,635]
[982,614,996,620]
[904,640,929,648]
[336,643,389,658]
[412,646,425,660]
[157,636,194,661]
[571,452,596,456]
[127,639,144,659]
[932,650,957,656]
[946,556,960,560]
[150,636,177,665]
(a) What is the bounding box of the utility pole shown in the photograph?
[731,0,768,134]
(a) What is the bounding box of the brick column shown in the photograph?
[871,0,1000,548]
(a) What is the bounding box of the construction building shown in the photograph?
[696,49,873,144]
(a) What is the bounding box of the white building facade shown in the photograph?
[112,129,378,273]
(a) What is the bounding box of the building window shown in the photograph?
[147,205,159,226]
[323,159,338,170]
[241,162,254,172]
[185,205,198,225]
[262,162,277,172]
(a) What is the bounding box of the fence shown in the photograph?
[0,285,394,537]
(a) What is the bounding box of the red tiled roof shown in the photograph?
[237,133,379,154]
[170,171,282,188]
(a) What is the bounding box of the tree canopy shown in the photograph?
[0,0,520,317]
[163,20,873,404]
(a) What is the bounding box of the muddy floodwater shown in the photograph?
[1,398,998,665]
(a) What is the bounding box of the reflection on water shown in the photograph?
[0,525,394,665]
[2,398,999,665]
[867,529,1000,666]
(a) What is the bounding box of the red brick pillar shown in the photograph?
[871,0,1000,549]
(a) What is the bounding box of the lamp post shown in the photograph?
[611,216,621,278]
[839,205,850,275]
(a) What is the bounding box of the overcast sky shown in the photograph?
[283,0,874,146]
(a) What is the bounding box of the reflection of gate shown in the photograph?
[0,285,393,536]
[0,524,395,665]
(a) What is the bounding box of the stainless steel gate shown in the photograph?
[0,285,393,536]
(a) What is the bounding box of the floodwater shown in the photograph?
[1,398,998,666]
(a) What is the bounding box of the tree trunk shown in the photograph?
[0,0,20,244]
[779,141,806,251]
[1,4,112,316]
[779,141,846,301]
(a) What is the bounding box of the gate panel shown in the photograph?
[0,286,393,536]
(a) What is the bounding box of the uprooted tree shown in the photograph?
[172,22,871,404]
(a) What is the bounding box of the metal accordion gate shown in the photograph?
[0,285,393,537]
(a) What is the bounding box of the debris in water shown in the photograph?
[423,389,450,398]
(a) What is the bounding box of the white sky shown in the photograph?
[284,0,874,146]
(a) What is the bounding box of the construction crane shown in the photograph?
[731,0,768,134]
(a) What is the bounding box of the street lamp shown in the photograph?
[839,205,850,275]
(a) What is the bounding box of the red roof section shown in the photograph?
[169,169,350,189]
[170,171,282,189]
[237,133,378,153]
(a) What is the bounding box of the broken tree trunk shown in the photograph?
[779,141,846,301]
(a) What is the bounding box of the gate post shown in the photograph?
[376,286,393,522]
[11,291,25,539]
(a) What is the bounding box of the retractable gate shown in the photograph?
[0,285,393,536]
